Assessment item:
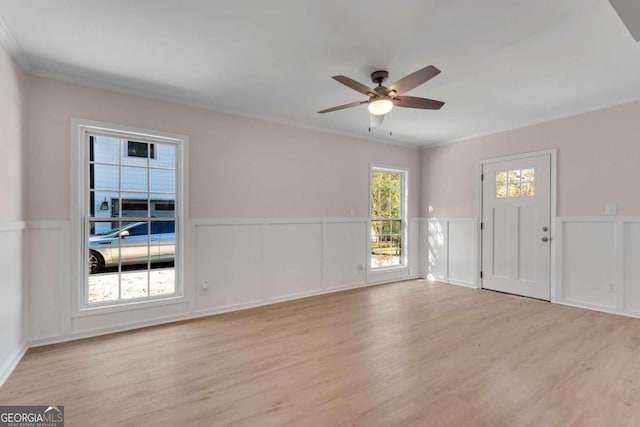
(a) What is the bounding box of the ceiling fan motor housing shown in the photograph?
[371,70,389,86]
[373,87,387,96]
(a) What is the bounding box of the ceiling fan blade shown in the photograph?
[318,100,368,114]
[388,65,441,94]
[394,96,445,110]
[332,75,375,96]
[370,113,385,128]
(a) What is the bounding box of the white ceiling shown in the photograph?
[1,0,640,146]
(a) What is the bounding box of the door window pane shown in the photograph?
[495,168,536,198]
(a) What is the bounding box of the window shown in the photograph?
[111,199,176,218]
[126,223,149,236]
[151,221,175,234]
[75,123,187,308]
[496,168,535,198]
[370,167,407,268]
[127,141,155,159]
[122,200,148,211]
[155,201,175,211]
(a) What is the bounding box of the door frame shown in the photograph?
[475,149,558,301]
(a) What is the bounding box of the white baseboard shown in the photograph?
[556,299,640,319]
[29,313,189,347]
[0,342,28,388]
[424,276,477,289]
[31,277,422,348]
[324,281,367,291]
[446,279,477,289]
[193,277,420,319]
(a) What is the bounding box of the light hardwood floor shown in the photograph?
[2,280,640,426]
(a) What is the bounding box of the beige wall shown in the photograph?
[26,76,421,221]
[0,41,26,384]
[22,74,423,347]
[420,100,640,218]
[0,40,26,221]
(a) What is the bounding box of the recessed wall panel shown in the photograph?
[448,221,474,284]
[624,223,640,312]
[264,223,323,299]
[324,222,366,289]
[562,222,616,308]
[195,224,263,310]
[426,220,448,280]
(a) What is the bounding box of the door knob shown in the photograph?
[542,226,548,232]
[541,236,549,242]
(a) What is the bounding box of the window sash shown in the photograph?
[84,132,180,307]
[370,167,406,269]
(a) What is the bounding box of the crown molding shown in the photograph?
[0,16,421,150]
[29,67,422,151]
[420,94,640,151]
[0,15,32,71]
[36,57,640,152]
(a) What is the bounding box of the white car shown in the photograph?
[88,221,175,273]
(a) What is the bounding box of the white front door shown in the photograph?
[481,154,551,300]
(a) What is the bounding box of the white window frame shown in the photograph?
[70,119,189,315]
[369,165,408,271]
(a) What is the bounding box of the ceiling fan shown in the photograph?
[318,65,445,127]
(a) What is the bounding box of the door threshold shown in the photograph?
[481,288,550,302]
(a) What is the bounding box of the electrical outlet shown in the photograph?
[605,203,617,216]
[202,280,209,292]
[358,264,364,273]
[608,283,615,293]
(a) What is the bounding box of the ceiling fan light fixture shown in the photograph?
[368,98,393,115]
[319,66,444,116]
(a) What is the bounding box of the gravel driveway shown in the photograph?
[88,268,175,303]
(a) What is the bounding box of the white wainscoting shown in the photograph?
[421,216,640,318]
[323,221,367,290]
[195,223,263,311]
[17,214,640,382]
[0,221,27,387]
[556,217,640,318]
[27,218,420,346]
[422,218,478,288]
[193,218,418,315]
[264,222,324,300]
[27,222,71,343]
